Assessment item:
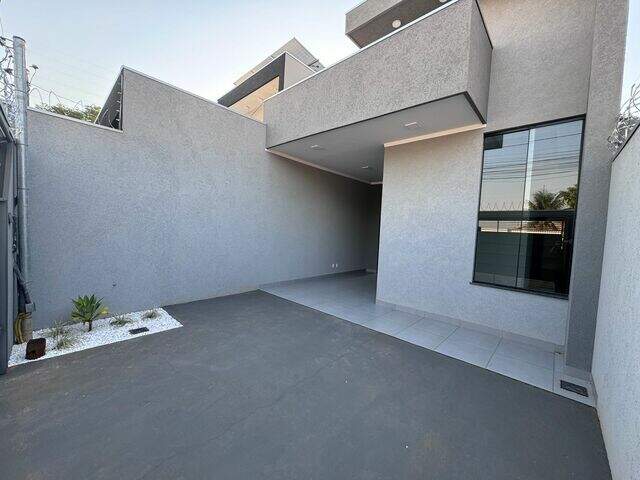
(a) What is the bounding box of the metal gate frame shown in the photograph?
[0,106,17,374]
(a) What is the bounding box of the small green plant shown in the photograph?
[54,330,76,350]
[142,309,159,320]
[110,314,132,327]
[48,318,69,340]
[71,294,108,332]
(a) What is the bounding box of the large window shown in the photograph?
[473,118,584,296]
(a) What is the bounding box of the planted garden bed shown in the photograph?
[9,308,182,367]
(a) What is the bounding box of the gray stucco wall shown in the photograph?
[26,68,370,329]
[283,54,314,89]
[466,0,492,123]
[591,130,640,480]
[565,0,629,372]
[478,0,596,133]
[365,185,382,271]
[377,132,567,346]
[375,0,628,357]
[265,0,491,147]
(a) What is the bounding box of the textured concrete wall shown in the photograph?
[592,130,640,480]
[565,0,629,371]
[377,132,567,346]
[265,0,490,147]
[376,0,628,354]
[283,55,314,89]
[478,0,596,132]
[26,68,370,329]
[365,185,382,271]
[466,0,492,122]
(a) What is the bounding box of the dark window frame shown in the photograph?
[471,115,586,298]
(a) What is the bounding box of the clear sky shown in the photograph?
[0,0,638,110]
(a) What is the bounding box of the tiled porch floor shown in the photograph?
[261,271,588,402]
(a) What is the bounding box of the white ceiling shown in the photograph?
[268,94,483,183]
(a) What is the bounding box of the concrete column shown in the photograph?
[565,0,629,372]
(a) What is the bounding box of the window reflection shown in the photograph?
[474,119,583,295]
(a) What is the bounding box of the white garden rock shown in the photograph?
[9,308,182,367]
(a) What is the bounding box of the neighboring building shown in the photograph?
[218,39,324,121]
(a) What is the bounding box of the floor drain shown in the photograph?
[129,327,150,335]
[560,380,588,397]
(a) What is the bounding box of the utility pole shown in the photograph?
[13,36,34,340]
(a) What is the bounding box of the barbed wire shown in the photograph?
[608,82,640,153]
[29,83,88,111]
[480,201,525,211]
[0,33,108,130]
[0,35,22,136]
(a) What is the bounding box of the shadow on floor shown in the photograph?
[0,290,610,479]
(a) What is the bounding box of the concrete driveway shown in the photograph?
[0,291,611,479]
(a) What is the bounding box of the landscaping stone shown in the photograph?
[25,338,46,360]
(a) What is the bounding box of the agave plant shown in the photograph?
[71,294,108,332]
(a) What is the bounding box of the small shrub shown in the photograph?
[142,309,159,320]
[48,318,69,340]
[110,314,132,327]
[71,294,108,332]
[54,330,76,350]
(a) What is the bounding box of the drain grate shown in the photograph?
[129,327,150,335]
[560,380,588,397]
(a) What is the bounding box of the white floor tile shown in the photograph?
[487,354,554,391]
[378,310,422,324]
[361,311,420,335]
[494,339,555,370]
[447,327,501,351]
[335,307,377,326]
[411,317,458,338]
[395,327,447,349]
[435,339,495,368]
[350,302,394,317]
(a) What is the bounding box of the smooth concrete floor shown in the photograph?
[261,272,574,397]
[0,290,610,479]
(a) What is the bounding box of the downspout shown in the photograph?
[13,36,34,341]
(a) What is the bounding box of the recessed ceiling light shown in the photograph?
[392,19,402,28]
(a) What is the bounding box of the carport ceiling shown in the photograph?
[267,93,484,184]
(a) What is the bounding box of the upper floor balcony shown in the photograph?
[263,0,492,183]
[346,0,446,48]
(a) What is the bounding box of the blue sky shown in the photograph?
[1,0,638,109]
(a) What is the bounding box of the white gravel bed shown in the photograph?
[9,308,182,367]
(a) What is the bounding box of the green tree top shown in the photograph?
[37,103,101,123]
[559,185,578,210]
[527,188,565,211]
